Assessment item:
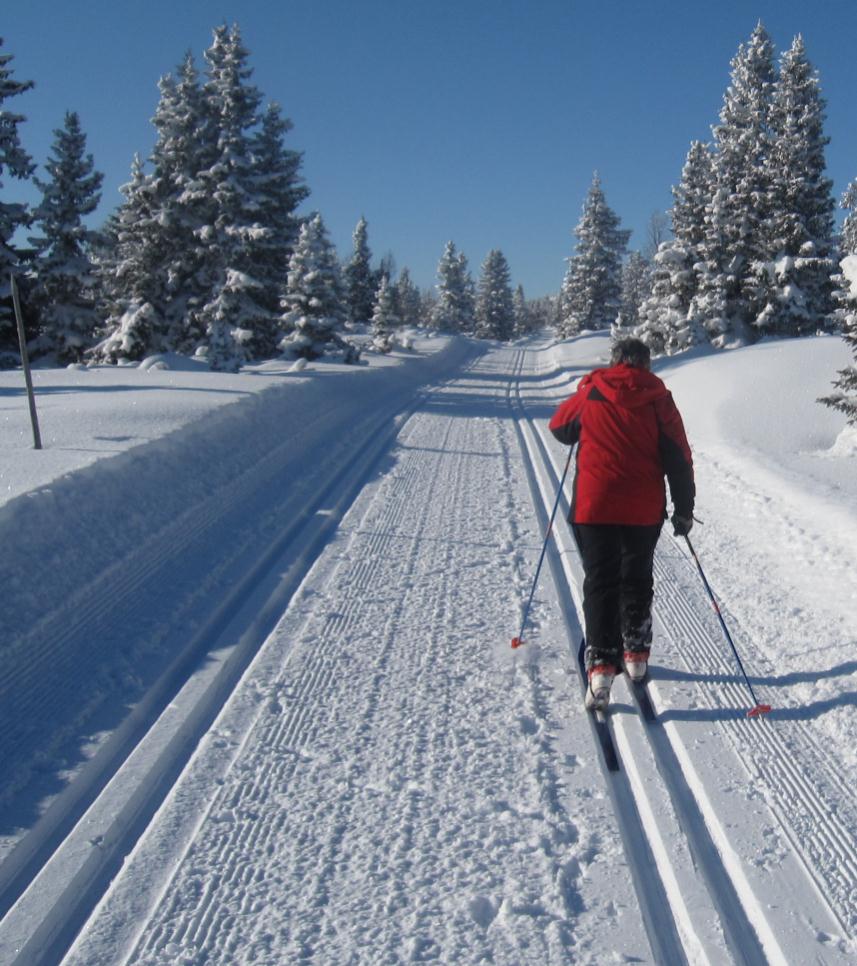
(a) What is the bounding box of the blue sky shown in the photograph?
[4,1,857,297]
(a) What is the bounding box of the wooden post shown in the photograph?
[10,274,42,450]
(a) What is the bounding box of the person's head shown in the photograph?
[610,338,651,370]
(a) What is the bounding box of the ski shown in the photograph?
[577,639,620,772]
[627,676,657,723]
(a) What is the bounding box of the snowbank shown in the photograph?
[0,335,480,817]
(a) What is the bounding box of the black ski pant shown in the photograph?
[572,522,663,670]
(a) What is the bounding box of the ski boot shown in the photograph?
[623,648,650,683]
[585,664,616,712]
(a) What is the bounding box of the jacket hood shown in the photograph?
[589,364,668,409]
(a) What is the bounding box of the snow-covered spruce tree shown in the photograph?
[752,35,836,337]
[689,23,776,346]
[475,249,515,341]
[559,173,630,338]
[193,24,279,370]
[92,156,167,363]
[634,243,695,355]
[149,53,214,352]
[98,34,307,366]
[395,266,421,327]
[419,287,437,325]
[28,112,103,362]
[0,37,35,348]
[431,241,458,331]
[615,251,651,334]
[94,54,212,362]
[246,101,310,349]
[458,251,476,334]
[636,143,714,355]
[819,180,857,423]
[432,241,472,333]
[512,284,530,337]
[344,216,376,325]
[280,213,354,361]
[370,275,399,353]
[376,251,396,288]
[672,141,714,256]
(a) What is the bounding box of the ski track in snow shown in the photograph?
[0,342,475,850]
[70,348,642,965]
[4,338,857,964]
[649,449,857,936]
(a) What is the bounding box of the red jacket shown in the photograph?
[549,363,694,526]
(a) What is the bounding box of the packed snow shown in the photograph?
[0,330,855,964]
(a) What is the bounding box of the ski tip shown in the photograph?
[747,704,773,718]
[511,637,523,649]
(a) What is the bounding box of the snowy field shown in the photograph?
[0,329,855,964]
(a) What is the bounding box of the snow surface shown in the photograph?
[0,330,855,964]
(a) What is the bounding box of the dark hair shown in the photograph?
[610,338,651,368]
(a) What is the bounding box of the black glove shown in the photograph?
[671,512,693,536]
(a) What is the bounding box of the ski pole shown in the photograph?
[511,447,573,649]
[683,534,772,717]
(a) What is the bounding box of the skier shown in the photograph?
[549,338,694,711]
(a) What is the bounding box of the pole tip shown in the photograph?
[747,704,772,718]
[511,637,523,649]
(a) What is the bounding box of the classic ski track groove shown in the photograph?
[6,342,853,964]
[510,350,705,966]
[653,552,857,934]
[123,349,595,963]
[0,353,489,962]
[0,391,422,814]
[516,346,855,956]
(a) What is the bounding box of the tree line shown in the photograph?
[0,22,855,420]
[553,23,857,425]
[0,25,537,371]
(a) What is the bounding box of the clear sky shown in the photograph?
[4,1,857,297]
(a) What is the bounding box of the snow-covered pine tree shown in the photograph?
[690,23,776,346]
[753,35,836,337]
[432,241,471,333]
[92,156,167,363]
[395,266,421,327]
[634,242,696,355]
[475,249,514,341]
[95,54,211,362]
[637,142,713,355]
[344,216,376,325]
[559,173,630,338]
[819,179,857,423]
[195,24,275,370]
[376,252,396,287]
[458,251,476,334]
[512,284,530,337]
[0,37,35,348]
[419,287,437,325]
[371,275,399,353]
[280,213,353,360]
[672,142,714,254]
[28,112,103,362]
[615,251,651,333]
[153,52,222,351]
[247,101,310,350]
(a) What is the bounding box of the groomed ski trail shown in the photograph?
[65,347,648,965]
[8,340,855,964]
[516,341,857,963]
